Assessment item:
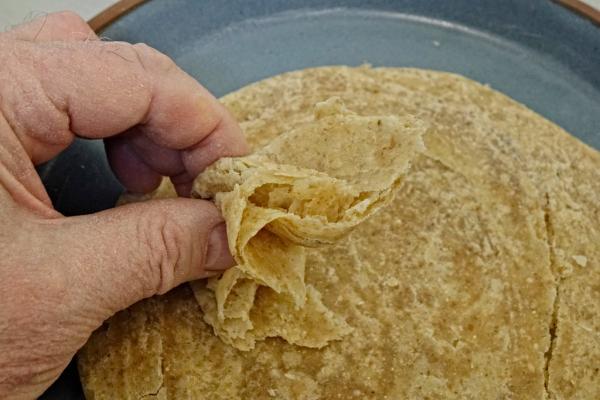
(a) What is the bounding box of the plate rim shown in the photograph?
[90,0,600,34]
[88,0,147,32]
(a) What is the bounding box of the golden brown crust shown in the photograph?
[78,299,166,400]
[78,66,600,399]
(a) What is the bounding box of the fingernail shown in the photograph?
[205,223,235,271]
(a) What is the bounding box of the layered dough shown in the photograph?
[79,66,600,400]
[189,97,425,350]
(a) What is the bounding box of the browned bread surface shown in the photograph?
[78,66,600,400]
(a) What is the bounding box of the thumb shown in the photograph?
[43,198,232,322]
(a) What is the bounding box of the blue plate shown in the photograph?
[40,1,599,398]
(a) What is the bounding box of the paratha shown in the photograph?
[78,66,600,400]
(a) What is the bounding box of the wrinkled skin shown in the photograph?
[0,12,248,399]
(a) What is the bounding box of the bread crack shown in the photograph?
[542,192,561,397]
[139,382,164,399]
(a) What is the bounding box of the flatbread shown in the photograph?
[190,97,424,350]
[79,66,600,400]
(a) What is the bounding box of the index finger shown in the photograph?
[4,39,248,192]
[103,43,249,194]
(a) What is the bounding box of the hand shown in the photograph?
[0,12,248,399]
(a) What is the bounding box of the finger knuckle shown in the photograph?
[51,10,88,28]
[132,43,176,74]
[136,207,186,295]
[0,41,72,148]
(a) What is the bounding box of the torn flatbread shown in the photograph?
[191,97,425,350]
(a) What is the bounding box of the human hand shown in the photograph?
[0,12,248,399]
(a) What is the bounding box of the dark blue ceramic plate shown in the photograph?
[40,1,599,398]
